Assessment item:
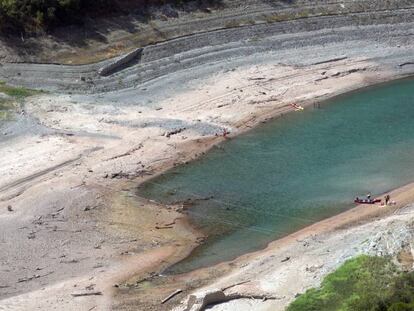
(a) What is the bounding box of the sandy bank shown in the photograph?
[173,182,414,311]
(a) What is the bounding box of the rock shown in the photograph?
[7,205,13,212]
[178,289,226,311]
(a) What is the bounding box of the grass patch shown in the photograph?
[0,81,42,98]
[0,100,15,121]
[0,82,40,122]
[287,255,414,311]
[0,100,15,111]
[0,110,11,121]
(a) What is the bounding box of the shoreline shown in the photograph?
[135,72,414,248]
[227,180,414,267]
[118,72,414,308]
[1,54,414,310]
[172,183,414,311]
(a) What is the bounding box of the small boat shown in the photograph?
[354,198,381,204]
[290,103,304,111]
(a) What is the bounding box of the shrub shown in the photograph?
[0,81,41,97]
[0,0,212,33]
[287,255,414,311]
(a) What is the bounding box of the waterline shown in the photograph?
[138,77,414,274]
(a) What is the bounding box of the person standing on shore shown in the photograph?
[385,194,390,205]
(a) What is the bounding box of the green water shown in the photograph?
[138,78,414,274]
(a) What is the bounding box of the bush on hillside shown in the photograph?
[0,0,115,32]
[0,0,207,33]
[287,255,414,311]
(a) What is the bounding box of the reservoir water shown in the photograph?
[138,78,414,274]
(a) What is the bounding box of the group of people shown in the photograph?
[354,193,392,205]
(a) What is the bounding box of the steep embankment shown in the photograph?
[0,0,414,93]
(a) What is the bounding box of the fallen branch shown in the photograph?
[161,289,183,304]
[104,144,143,161]
[165,128,186,138]
[399,62,414,67]
[221,280,250,291]
[60,259,80,264]
[155,225,174,229]
[155,218,178,229]
[312,56,347,65]
[247,77,266,81]
[71,291,102,297]
[17,271,53,283]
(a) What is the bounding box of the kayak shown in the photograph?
[354,198,381,204]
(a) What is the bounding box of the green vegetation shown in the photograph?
[0,81,42,121]
[0,0,121,32]
[0,81,41,98]
[287,255,414,311]
[0,0,220,33]
[0,99,14,120]
[0,100,14,110]
[0,110,11,120]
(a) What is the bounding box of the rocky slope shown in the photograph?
[0,0,413,93]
